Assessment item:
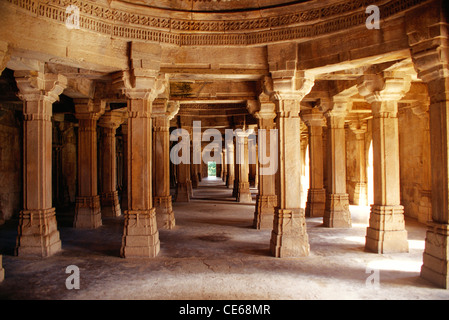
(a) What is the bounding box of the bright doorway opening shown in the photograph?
[207,161,216,177]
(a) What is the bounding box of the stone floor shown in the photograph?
[1,177,449,300]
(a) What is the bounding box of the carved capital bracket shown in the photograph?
[15,69,68,104]
[357,72,412,115]
[152,99,180,120]
[301,108,325,128]
[348,119,368,136]
[268,72,315,117]
[74,99,106,121]
[98,109,127,129]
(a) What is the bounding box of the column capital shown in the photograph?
[356,72,412,104]
[348,119,368,136]
[118,70,168,102]
[301,108,325,127]
[98,109,127,129]
[265,71,315,116]
[15,70,67,104]
[248,94,276,121]
[152,99,180,120]
[74,99,105,121]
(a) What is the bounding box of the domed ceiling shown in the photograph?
[118,0,312,13]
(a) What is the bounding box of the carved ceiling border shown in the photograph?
[4,0,429,46]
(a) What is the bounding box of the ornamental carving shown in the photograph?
[4,0,428,46]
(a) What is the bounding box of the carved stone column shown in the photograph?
[270,92,311,257]
[226,140,235,189]
[176,118,192,202]
[98,110,124,218]
[357,73,411,253]
[120,122,128,211]
[348,120,368,206]
[14,70,66,257]
[120,72,167,258]
[322,100,351,228]
[222,148,228,183]
[253,96,277,229]
[235,130,252,203]
[407,12,449,287]
[74,99,104,228]
[0,44,8,277]
[152,100,179,229]
[302,109,326,218]
[0,255,3,282]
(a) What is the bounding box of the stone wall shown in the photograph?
[0,102,21,223]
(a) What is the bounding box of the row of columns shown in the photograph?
[5,30,449,289]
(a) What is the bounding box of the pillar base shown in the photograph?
[270,208,310,258]
[176,183,190,202]
[365,205,409,253]
[305,188,326,217]
[154,195,176,229]
[237,182,252,203]
[101,191,121,218]
[420,222,449,289]
[74,196,102,229]
[120,209,160,258]
[15,208,61,257]
[323,193,352,228]
[253,195,277,229]
[0,255,4,282]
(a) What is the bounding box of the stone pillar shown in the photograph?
[120,122,129,211]
[74,99,104,229]
[322,100,351,228]
[0,44,8,277]
[235,130,252,203]
[98,110,124,218]
[14,70,66,257]
[191,143,199,188]
[410,102,432,224]
[120,70,167,258]
[357,73,411,253]
[226,141,235,189]
[302,109,326,217]
[253,96,277,229]
[222,148,228,183]
[408,13,449,287]
[152,100,179,229]
[348,120,368,206]
[270,92,311,257]
[121,94,159,257]
[0,255,4,282]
